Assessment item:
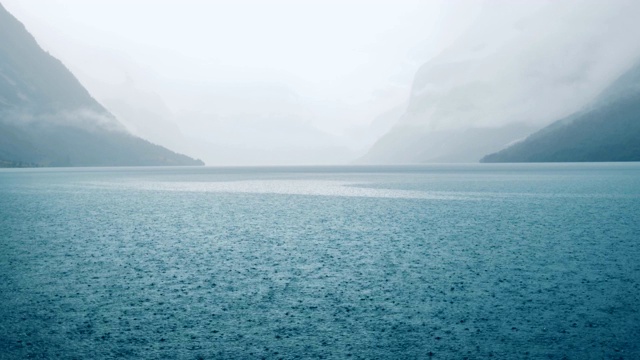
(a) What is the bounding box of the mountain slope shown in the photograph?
[0,3,203,167]
[482,62,640,162]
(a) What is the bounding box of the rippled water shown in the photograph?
[1,164,639,359]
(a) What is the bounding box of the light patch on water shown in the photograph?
[85,179,481,200]
[81,179,640,201]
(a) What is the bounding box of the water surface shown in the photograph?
[1,164,639,359]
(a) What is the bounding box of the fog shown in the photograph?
[3,0,640,165]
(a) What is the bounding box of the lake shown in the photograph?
[1,164,639,359]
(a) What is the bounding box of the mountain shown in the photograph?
[0,3,203,167]
[358,1,640,165]
[481,62,640,163]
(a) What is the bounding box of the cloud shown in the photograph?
[2,108,126,133]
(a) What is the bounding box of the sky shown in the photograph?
[4,0,639,165]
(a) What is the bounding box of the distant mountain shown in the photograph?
[356,56,540,164]
[482,62,640,163]
[358,122,536,164]
[0,4,203,167]
[357,42,545,164]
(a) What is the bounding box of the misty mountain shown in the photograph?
[177,108,356,166]
[358,0,640,164]
[482,61,640,162]
[0,4,203,167]
[357,56,540,164]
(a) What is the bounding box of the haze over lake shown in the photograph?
[2,164,640,358]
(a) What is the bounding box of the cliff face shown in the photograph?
[0,4,203,167]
